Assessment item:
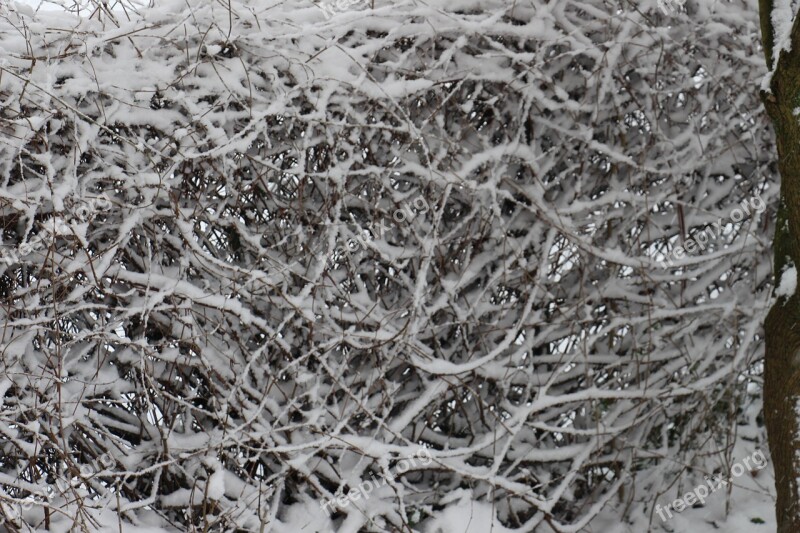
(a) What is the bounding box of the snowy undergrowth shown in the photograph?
[0,0,775,531]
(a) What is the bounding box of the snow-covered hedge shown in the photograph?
[0,0,773,531]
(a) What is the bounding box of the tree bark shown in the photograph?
[760,5,800,531]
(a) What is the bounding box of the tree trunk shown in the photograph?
[760,6,800,531]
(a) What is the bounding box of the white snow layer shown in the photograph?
[777,265,797,298]
[762,0,798,90]
[772,0,796,69]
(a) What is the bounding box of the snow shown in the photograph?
[772,0,797,69]
[270,499,334,533]
[12,2,35,17]
[776,265,797,298]
[207,468,226,500]
[594,445,775,533]
[761,0,798,90]
[424,490,517,533]
[205,44,223,56]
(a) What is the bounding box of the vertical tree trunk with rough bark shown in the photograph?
[760,3,800,531]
